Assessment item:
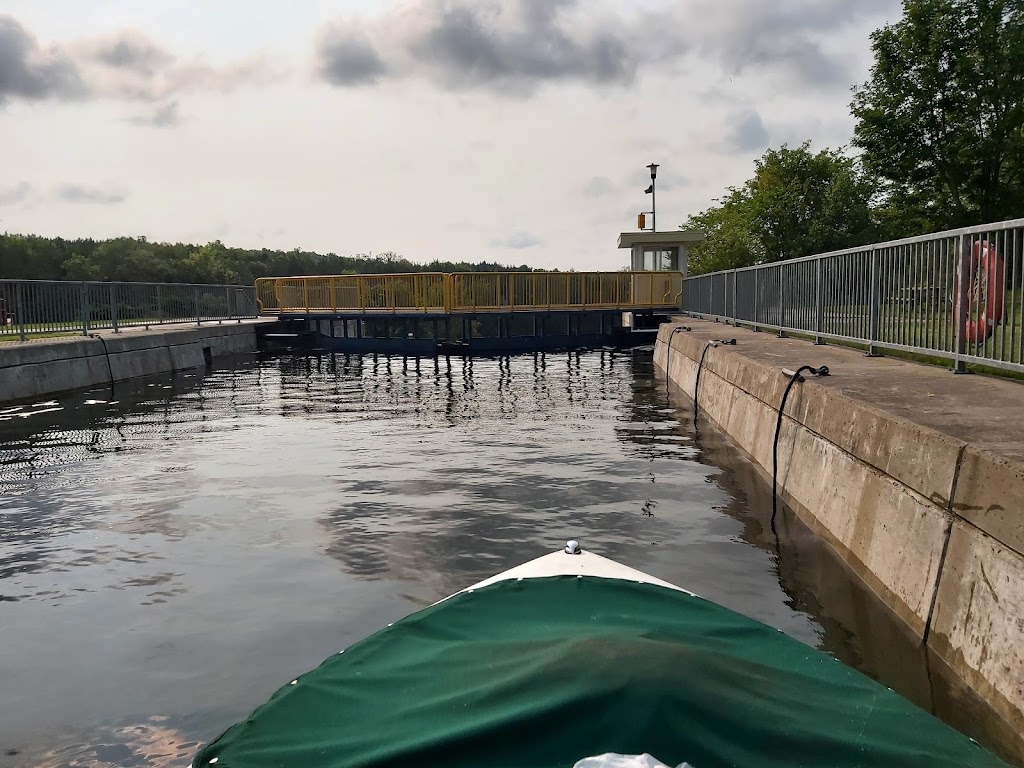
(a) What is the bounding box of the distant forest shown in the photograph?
[0,234,535,285]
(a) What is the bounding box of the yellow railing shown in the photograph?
[257,273,447,314]
[255,271,682,314]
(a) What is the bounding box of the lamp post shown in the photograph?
[645,163,659,232]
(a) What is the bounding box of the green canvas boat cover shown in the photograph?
[194,576,1009,768]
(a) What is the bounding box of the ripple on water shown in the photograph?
[0,351,1015,767]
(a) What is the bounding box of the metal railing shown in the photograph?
[681,218,1024,373]
[260,273,448,314]
[255,271,684,314]
[0,280,259,342]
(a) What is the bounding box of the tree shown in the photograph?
[852,0,1024,231]
[61,253,101,280]
[681,188,763,275]
[184,241,239,284]
[0,232,539,283]
[682,143,877,274]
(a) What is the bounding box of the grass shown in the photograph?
[0,330,80,343]
[708,286,1024,381]
[771,328,1024,383]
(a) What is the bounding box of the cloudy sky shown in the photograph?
[0,0,903,271]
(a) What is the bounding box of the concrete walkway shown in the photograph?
[0,318,271,350]
[672,317,1024,463]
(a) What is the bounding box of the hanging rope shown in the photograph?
[693,339,736,420]
[771,364,830,532]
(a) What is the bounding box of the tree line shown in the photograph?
[0,235,534,285]
[683,0,1024,275]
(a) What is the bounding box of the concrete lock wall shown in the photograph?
[655,324,1024,736]
[0,324,258,404]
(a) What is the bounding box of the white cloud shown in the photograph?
[0,14,274,107]
[0,1,904,270]
[55,183,128,205]
[491,230,543,249]
[0,181,33,206]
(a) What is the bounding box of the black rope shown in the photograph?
[771,364,829,532]
[693,338,736,420]
[90,333,116,394]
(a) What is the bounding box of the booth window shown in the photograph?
[641,248,678,271]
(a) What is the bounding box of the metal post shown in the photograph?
[753,269,759,331]
[731,270,738,326]
[195,286,201,326]
[651,183,656,233]
[814,259,824,345]
[778,269,787,338]
[953,234,971,373]
[222,286,230,325]
[15,282,27,341]
[156,284,163,325]
[109,283,119,333]
[867,249,881,356]
[80,281,90,336]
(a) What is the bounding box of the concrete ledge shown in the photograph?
[674,331,964,507]
[953,447,1024,555]
[655,321,1024,733]
[658,332,949,635]
[931,522,1024,734]
[0,322,261,404]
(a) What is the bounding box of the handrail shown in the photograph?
[0,279,257,341]
[681,217,1024,375]
[254,271,684,314]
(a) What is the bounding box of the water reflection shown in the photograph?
[0,350,1018,767]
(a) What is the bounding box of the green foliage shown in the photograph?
[852,0,1024,230]
[0,234,535,283]
[680,188,762,276]
[682,143,877,274]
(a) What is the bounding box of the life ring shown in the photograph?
[954,240,1005,344]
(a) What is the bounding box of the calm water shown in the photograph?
[0,349,1014,766]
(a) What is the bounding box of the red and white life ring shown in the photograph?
[954,240,1005,344]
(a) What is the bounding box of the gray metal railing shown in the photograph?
[0,280,258,342]
[682,218,1024,374]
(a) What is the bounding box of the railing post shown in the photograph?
[156,284,163,325]
[15,282,27,341]
[80,281,90,336]
[222,285,230,324]
[814,258,824,345]
[195,286,202,326]
[109,283,119,333]
[778,267,787,337]
[953,234,971,373]
[731,270,738,325]
[753,269,759,331]
[867,248,881,356]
